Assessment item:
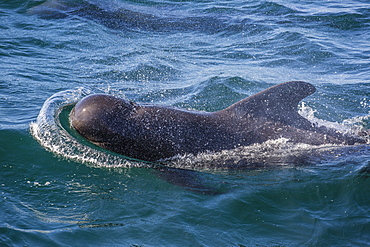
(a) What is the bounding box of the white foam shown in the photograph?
[298,102,370,136]
[159,138,343,171]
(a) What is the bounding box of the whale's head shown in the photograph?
[70,94,136,144]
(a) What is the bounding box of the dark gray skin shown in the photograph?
[70,81,367,162]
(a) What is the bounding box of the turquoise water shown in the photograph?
[1,0,370,246]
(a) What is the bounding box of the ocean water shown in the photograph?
[1,0,370,246]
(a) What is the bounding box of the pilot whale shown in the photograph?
[70,81,367,162]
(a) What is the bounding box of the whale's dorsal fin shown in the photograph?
[220,81,316,127]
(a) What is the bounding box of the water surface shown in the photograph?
[1,0,370,246]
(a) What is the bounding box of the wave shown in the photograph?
[30,88,369,172]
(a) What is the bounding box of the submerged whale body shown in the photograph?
[28,0,225,33]
[70,81,367,162]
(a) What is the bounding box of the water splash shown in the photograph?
[30,88,151,169]
[299,102,370,136]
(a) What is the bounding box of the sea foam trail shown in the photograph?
[30,89,369,171]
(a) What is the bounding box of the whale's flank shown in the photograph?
[70,81,367,162]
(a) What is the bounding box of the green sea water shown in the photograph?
[1,0,370,246]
